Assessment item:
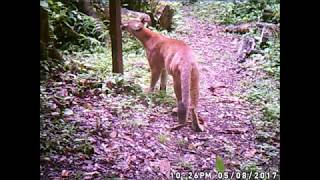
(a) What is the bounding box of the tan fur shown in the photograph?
[122,20,203,131]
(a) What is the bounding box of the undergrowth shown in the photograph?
[41,0,280,176]
[47,0,108,52]
[188,0,280,173]
[41,0,179,165]
[191,0,279,25]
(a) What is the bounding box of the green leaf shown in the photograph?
[216,156,225,173]
[57,2,63,7]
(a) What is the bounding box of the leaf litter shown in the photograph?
[40,4,279,180]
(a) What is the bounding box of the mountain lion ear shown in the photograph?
[141,15,151,26]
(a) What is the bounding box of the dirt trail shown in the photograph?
[41,6,269,180]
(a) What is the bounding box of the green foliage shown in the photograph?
[240,33,279,122]
[191,0,280,25]
[157,133,170,144]
[193,1,235,24]
[234,26,279,123]
[244,78,279,122]
[40,56,64,82]
[40,117,94,156]
[151,91,176,106]
[262,38,280,80]
[167,2,189,35]
[122,33,145,54]
[47,0,108,52]
[138,0,161,16]
[261,103,279,122]
[215,156,225,173]
[240,161,259,173]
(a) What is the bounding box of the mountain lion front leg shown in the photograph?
[148,68,161,93]
[160,69,168,92]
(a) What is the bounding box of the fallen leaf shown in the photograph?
[88,137,97,143]
[59,156,67,162]
[106,81,114,89]
[188,143,195,150]
[84,171,100,176]
[51,112,60,116]
[218,114,224,119]
[117,160,130,171]
[129,155,137,162]
[172,107,178,113]
[121,135,134,142]
[149,115,157,122]
[194,142,205,147]
[61,170,69,177]
[109,131,117,138]
[43,157,50,161]
[159,159,171,179]
[63,108,74,116]
[84,103,93,109]
[244,149,256,158]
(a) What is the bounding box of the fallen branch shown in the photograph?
[225,22,279,34]
[170,122,191,131]
[181,148,197,154]
[256,22,280,32]
[225,23,253,34]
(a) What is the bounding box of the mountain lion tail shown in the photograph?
[178,64,191,124]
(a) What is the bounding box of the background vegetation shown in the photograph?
[40,0,279,178]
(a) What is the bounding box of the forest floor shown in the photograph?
[40,4,280,180]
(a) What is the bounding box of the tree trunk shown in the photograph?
[236,36,256,63]
[40,6,49,60]
[78,0,98,18]
[158,5,174,31]
[40,5,63,61]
